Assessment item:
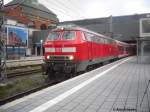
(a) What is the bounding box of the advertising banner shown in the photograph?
[7,26,28,47]
[5,26,29,59]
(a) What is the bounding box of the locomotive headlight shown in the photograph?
[47,55,50,59]
[69,55,74,60]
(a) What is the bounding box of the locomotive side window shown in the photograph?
[100,38,105,43]
[63,31,75,40]
[84,32,106,44]
[91,36,96,42]
[94,36,98,43]
[81,32,87,41]
[103,39,107,44]
[105,38,112,44]
[94,36,105,44]
[47,32,60,41]
[109,39,113,44]
[107,39,111,44]
[84,32,93,41]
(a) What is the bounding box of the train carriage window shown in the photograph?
[47,32,60,41]
[63,31,75,40]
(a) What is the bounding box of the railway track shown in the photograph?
[7,69,42,78]
[6,64,43,78]
[0,79,61,105]
[6,58,43,68]
[6,58,43,63]
[0,66,78,106]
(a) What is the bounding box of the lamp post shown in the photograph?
[40,39,43,56]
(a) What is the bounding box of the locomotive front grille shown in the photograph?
[49,55,70,60]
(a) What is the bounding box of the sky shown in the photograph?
[4,0,150,22]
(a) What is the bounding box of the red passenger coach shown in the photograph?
[44,26,132,77]
[115,40,134,58]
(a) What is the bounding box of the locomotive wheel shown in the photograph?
[48,71,56,79]
[45,67,56,79]
[73,64,77,77]
[86,65,93,72]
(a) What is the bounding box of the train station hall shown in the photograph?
[0,0,150,112]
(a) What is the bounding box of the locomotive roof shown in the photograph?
[53,26,115,41]
[53,25,130,45]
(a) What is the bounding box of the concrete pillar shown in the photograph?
[141,41,145,63]
[35,46,38,56]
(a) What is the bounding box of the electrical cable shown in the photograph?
[68,0,89,17]
[40,0,77,19]
[42,0,84,20]
[55,0,85,18]
[64,0,87,18]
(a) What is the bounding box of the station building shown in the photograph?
[4,0,58,59]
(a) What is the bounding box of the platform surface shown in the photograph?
[0,56,150,112]
[6,56,44,67]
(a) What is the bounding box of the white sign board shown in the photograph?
[140,18,150,37]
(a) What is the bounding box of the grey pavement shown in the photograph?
[0,56,150,112]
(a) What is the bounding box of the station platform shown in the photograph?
[6,56,44,68]
[0,56,149,112]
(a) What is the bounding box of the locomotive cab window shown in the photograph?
[47,32,60,41]
[63,31,75,40]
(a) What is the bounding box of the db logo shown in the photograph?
[55,48,62,52]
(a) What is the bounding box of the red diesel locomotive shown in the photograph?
[44,26,132,76]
